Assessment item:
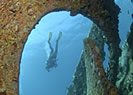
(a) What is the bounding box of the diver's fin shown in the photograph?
[57,32,62,41]
[48,32,52,41]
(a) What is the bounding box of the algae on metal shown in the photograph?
[67,24,117,95]
[67,52,87,95]
[116,20,133,95]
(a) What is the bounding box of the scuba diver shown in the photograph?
[45,32,62,72]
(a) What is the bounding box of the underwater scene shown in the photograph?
[19,0,133,95]
[0,0,133,95]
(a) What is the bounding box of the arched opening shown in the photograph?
[0,0,122,94]
[19,11,92,95]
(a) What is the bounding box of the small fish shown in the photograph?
[128,10,130,14]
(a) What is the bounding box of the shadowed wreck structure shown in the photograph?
[0,0,133,95]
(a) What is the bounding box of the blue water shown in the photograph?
[19,1,133,95]
[115,0,133,46]
[19,11,92,95]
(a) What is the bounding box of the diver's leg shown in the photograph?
[48,32,53,54]
[48,40,54,54]
[54,32,62,56]
[54,40,58,57]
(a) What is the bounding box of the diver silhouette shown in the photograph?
[45,32,62,72]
